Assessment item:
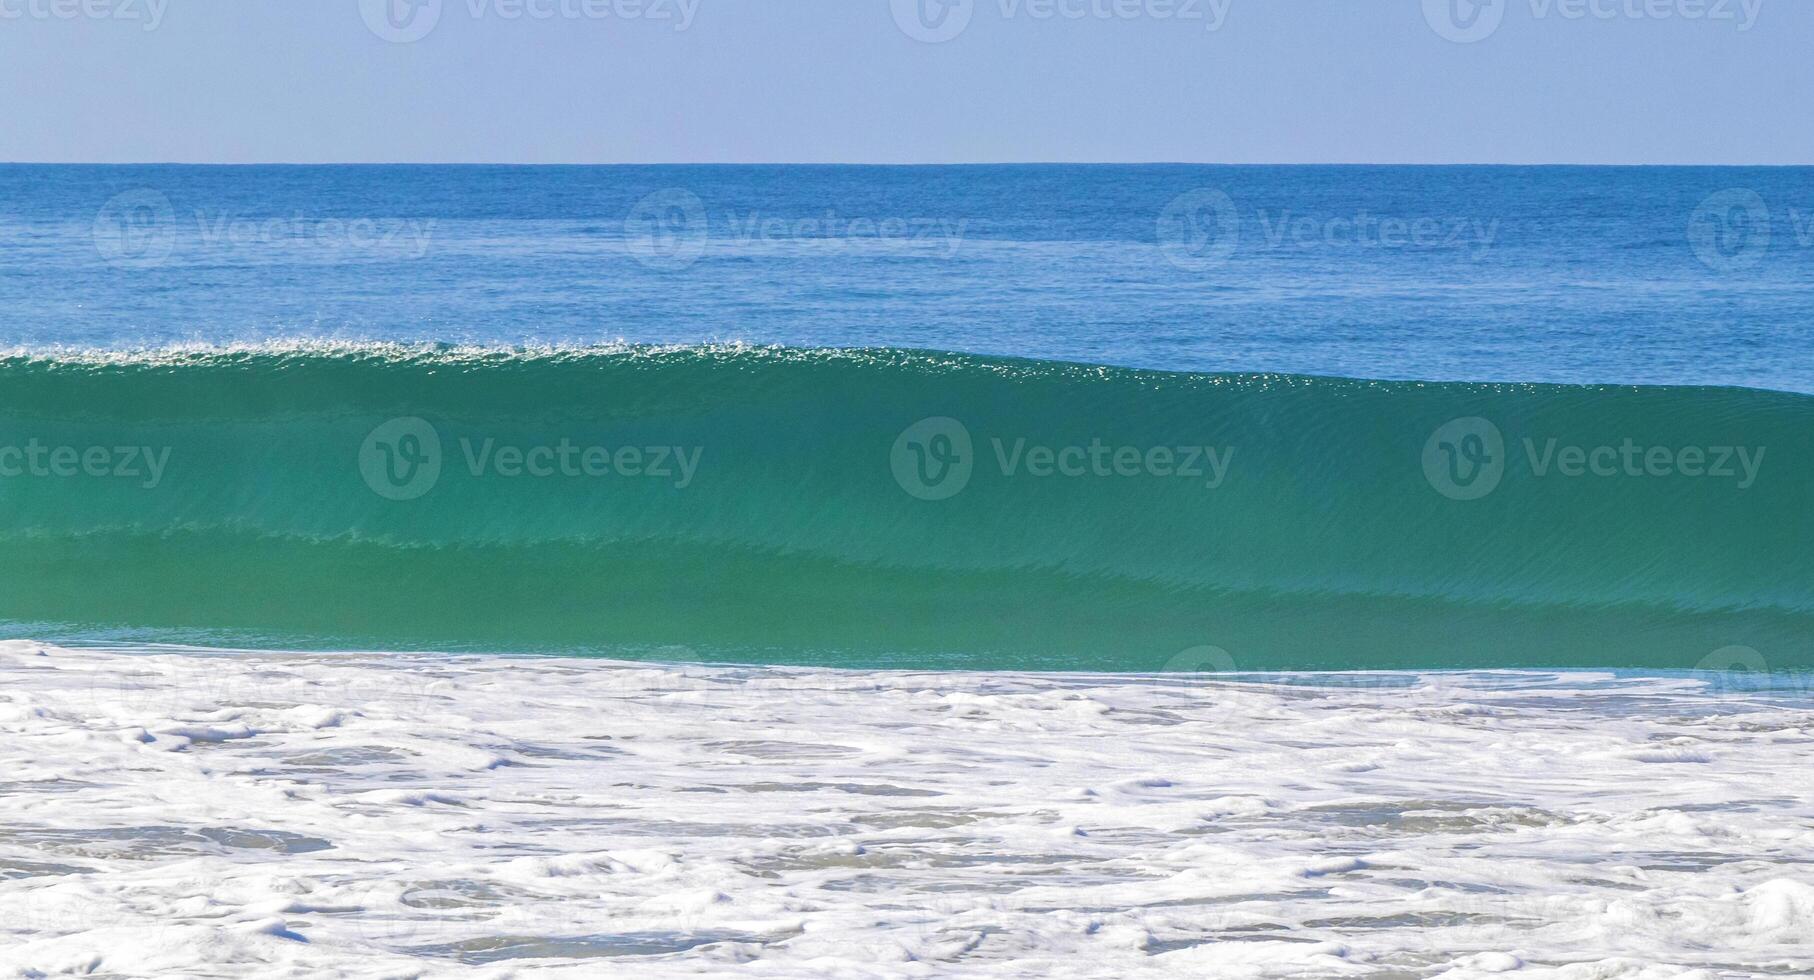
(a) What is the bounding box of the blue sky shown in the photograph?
[0,0,1805,163]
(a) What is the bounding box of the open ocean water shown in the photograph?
[1,165,1812,976]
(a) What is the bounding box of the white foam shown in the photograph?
[1,641,1811,977]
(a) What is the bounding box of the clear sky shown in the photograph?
[0,0,1806,164]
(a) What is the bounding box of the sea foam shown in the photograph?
[3,641,1812,977]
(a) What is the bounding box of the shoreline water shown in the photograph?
[4,640,1812,977]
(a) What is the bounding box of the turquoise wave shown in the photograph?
[1,344,1808,670]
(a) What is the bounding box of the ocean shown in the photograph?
[5,164,1813,389]
[2,165,1812,976]
[1,164,1810,668]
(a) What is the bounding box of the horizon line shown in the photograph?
[5,160,1812,168]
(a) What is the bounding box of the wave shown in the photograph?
[0,343,1808,670]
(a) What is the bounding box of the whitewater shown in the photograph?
[3,641,1812,977]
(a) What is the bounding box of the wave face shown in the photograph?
[0,345,1809,670]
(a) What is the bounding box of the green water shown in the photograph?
[1,345,1808,670]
